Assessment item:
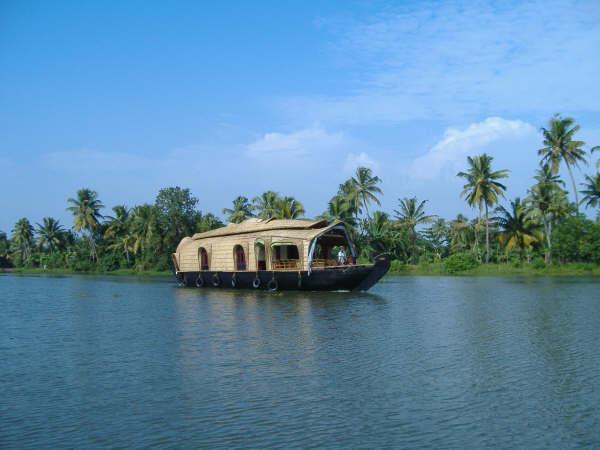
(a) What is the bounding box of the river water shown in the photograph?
[2,274,600,448]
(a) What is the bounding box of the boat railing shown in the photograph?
[272,259,300,270]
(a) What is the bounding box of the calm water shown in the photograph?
[2,274,600,448]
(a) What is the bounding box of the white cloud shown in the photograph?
[282,0,600,124]
[344,152,379,173]
[246,127,345,161]
[409,117,535,179]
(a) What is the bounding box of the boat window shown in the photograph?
[233,245,246,271]
[271,243,300,270]
[255,240,266,271]
[199,247,209,271]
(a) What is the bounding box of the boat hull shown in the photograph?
[176,255,390,292]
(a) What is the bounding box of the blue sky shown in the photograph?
[1,0,600,231]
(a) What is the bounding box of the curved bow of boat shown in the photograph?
[352,254,391,291]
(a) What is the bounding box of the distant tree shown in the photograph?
[457,154,509,263]
[394,197,435,263]
[362,211,400,258]
[252,191,280,219]
[196,213,224,232]
[449,214,471,254]
[423,218,450,261]
[66,188,104,261]
[104,205,130,241]
[348,167,382,219]
[580,173,600,210]
[538,114,587,210]
[275,196,305,219]
[320,194,357,227]
[493,198,539,260]
[35,217,66,254]
[526,164,570,263]
[223,196,254,223]
[130,204,159,259]
[155,187,199,258]
[0,231,11,267]
[592,145,600,168]
[11,218,34,264]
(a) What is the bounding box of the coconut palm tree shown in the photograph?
[196,213,224,233]
[252,191,280,219]
[337,180,360,217]
[222,196,254,223]
[457,154,509,263]
[526,164,569,263]
[321,194,356,226]
[35,217,66,254]
[275,196,305,219]
[423,218,450,261]
[362,211,398,257]
[394,197,435,263]
[130,204,157,257]
[349,167,382,219]
[592,145,600,168]
[66,188,104,261]
[493,198,539,260]
[449,214,470,254]
[104,205,130,240]
[538,114,587,209]
[108,233,136,265]
[0,231,9,266]
[11,218,34,263]
[580,173,600,210]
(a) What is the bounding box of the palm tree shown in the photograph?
[11,218,34,263]
[538,114,587,209]
[580,173,600,210]
[275,196,305,219]
[108,233,136,265]
[66,188,104,261]
[457,154,509,263]
[493,198,539,260]
[394,197,435,263]
[252,191,280,219]
[349,167,382,219]
[526,164,568,263]
[35,217,65,254]
[196,213,224,233]
[222,196,254,223]
[104,205,130,240]
[321,194,356,226]
[130,204,157,257]
[362,211,398,257]
[449,214,470,254]
[592,145,600,168]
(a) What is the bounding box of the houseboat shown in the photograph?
[172,218,389,291]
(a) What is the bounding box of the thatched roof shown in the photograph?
[190,218,333,240]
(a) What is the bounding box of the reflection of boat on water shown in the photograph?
[172,218,390,291]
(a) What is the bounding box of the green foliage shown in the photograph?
[553,216,600,263]
[444,252,479,274]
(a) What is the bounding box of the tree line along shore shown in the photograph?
[2,114,600,276]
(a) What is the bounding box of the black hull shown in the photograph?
[177,255,390,292]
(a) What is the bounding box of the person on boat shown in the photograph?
[337,247,347,265]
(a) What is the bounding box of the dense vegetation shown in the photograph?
[2,114,600,274]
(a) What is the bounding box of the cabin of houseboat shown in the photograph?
[172,218,389,291]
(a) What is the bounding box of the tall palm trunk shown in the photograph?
[565,162,579,212]
[484,202,490,263]
[363,199,371,220]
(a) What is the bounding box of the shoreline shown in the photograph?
[4,262,600,278]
